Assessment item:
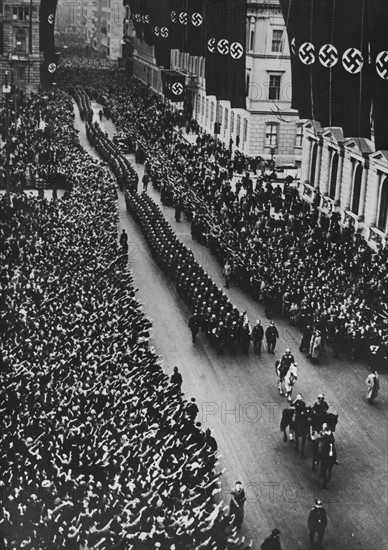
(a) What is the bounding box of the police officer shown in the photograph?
[308,499,328,548]
[265,321,279,354]
[252,320,264,355]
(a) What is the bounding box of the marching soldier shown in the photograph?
[188,311,202,344]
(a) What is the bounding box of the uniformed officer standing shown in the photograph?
[308,499,328,548]
[252,320,264,355]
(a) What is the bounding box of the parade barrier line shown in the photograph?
[2,90,251,550]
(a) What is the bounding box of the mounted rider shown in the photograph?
[313,393,329,429]
[279,348,295,377]
[292,393,306,414]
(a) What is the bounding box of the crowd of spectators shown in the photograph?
[71,86,254,355]
[74,76,387,367]
[1,86,251,548]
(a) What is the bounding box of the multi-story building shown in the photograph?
[130,0,302,167]
[300,121,388,250]
[80,0,125,61]
[0,0,42,94]
[55,0,83,36]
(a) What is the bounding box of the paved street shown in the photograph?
[71,98,388,550]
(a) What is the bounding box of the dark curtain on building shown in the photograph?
[142,0,154,46]
[204,0,223,97]
[162,70,186,101]
[129,0,142,40]
[39,0,58,53]
[170,0,187,51]
[225,0,246,109]
[279,0,313,118]
[330,0,371,140]
[367,0,388,151]
[152,0,172,69]
[187,0,205,57]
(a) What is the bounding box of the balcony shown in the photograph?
[318,195,335,216]
[368,226,387,251]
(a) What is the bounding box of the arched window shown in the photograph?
[329,153,339,199]
[351,164,363,214]
[310,142,318,186]
[377,176,388,231]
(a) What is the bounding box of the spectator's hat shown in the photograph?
[272,528,281,536]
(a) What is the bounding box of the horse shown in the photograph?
[312,436,338,489]
[276,360,298,401]
[280,404,313,457]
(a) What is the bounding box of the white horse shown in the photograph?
[276,361,298,401]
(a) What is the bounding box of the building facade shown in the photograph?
[300,121,388,250]
[80,0,125,61]
[130,0,302,165]
[0,0,42,94]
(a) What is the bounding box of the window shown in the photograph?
[246,70,251,97]
[243,119,248,142]
[268,75,281,101]
[329,153,339,199]
[14,28,28,52]
[272,30,283,52]
[236,115,241,137]
[265,123,278,147]
[231,112,234,133]
[206,98,209,123]
[295,124,303,148]
[351,164,363,215]
[224,108,228,131]
[309,142,318,186]
[377,177,388,230]
[249,28,255,51]
[219,105,223,128]
[210,102,215,125]
[13,6,30,20]
[201,97,205,120]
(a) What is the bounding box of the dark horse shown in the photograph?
[280,405,313,457]
[312,436,338,489]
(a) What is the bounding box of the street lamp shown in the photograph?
[2,72,12,205]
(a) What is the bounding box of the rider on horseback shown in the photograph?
[313,393,329,431]
[313,394,329,416]
[280,348,295,373]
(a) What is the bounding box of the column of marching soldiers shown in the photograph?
[77,86,252,356]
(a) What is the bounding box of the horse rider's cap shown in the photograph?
[318,393,324,398]
[296,394,303,400]
[315,499,323,506]
[272,528,281,536]
[286,348,291,353]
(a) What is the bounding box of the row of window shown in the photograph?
[309,144,388,231]
[195,95,303,149]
